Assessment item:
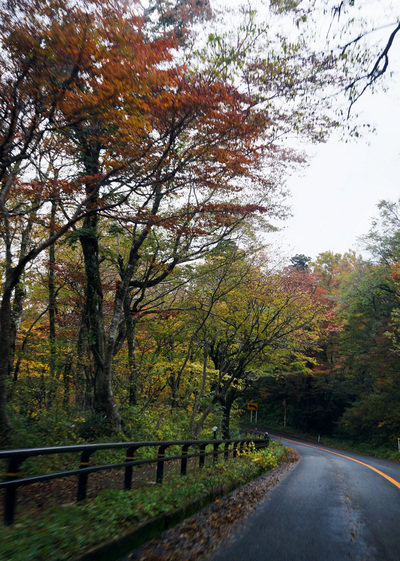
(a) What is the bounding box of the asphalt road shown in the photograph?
[206,433,400,561]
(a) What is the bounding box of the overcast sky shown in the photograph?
[267,10,400,262]
[213,0,400,262]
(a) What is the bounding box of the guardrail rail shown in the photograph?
[0,434,269,525]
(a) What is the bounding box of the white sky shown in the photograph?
[212,0,400,262]
[266,5,400,262]
[270,68,400,261]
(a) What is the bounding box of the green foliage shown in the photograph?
[247,443,284,470]
[290,254,311,270]
[120,406,200,442]
[362,199,400,265]
[249,206,400,449]
[319,436,400,463]
[7,409,85,449]
[76,413,109,441]
[337,377,400,446]
[64,226,98,249]
[270,0,301,13]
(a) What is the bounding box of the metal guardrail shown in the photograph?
[0,435,269,526]
[241,425,270,438]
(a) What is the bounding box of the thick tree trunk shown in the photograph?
[48,203,57,380]
[220,388,237,440]
[79,209,122,432]
[47,227,57,408]
[75,321,93,409]
[0,287,13,444]
[9,220,32,381]
[9,283,25,380]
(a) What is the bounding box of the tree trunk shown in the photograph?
[9,283,25,380]
[221,400,229,440]
[47,221,57,408]
[100,286,126,432]
[48,202,57,380]
[75,323,85,409]
[9,219,32,381]
[79,213,122,431]
[194,369,238,437]
[220,388,237,440]
[124,299,138,406]
[63,358,72,408]
[0,286,13,444]
[193,395,218,437]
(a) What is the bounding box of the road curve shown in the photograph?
[206,433,400,561]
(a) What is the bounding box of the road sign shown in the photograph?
[247,402,258,411]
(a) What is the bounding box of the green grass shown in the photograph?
[0,443,287,561]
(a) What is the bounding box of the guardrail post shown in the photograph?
[124,446,138,490]
[156,444,169,484]
[77,449,95,502]
[199,442,208,468]
[213,441,220,464]
[233,441,240,458]
[4,456,23,526]
[224,442,230,461]
[181,443,191,475]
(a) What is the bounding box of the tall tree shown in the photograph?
[51,0,341,430]
[0,0,110,439]
[1,0,359,439]
[187,255,328,437]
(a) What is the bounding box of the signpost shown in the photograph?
[247,402,258,423]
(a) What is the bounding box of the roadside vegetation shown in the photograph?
[0,443,287,561]
[256,422,400,463]
[318,436,400,463]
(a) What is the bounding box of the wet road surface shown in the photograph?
[206,434,400,561]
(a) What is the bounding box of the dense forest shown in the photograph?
[250,207,400,448]
[1,0,399,448]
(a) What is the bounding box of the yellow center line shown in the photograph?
[274,435,400,490]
